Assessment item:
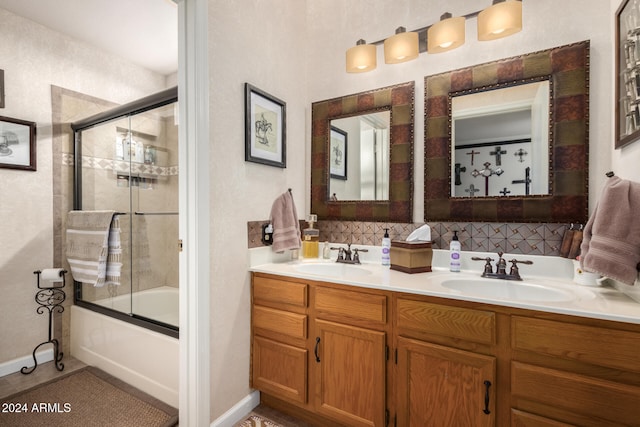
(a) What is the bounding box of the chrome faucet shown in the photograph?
[331,243,369,264]
[471,251,533,280]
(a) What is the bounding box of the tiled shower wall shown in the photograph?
[248,220,571,257]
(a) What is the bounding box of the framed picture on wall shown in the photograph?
[616,0,640,148]
[0,69,5,108]
[244,83,286,168]
[0,115,36,171]
[329,126,347,180]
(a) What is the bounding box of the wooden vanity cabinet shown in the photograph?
[252,272,640,426]
[394,295,498,427]
[251,273,391,426]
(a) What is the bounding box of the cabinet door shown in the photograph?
[252,335,308,404]
[397,337,495,427]
[314,319,386,427]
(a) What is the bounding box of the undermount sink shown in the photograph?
[441,278,574,302]
[294,263,372,278]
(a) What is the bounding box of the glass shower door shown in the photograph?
[129,102,179,326]
[77,115,134,314]
[73,89,179,332]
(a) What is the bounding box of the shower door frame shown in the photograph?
[70,86,179,339]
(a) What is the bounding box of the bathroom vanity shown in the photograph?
[249,250,640,426]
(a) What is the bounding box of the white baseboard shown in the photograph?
[211,390,260,427]
[0,348,54,377]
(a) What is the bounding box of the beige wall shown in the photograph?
[208,0,308,417]
[0,7,167,366]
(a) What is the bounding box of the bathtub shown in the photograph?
[92,286,179,327]
[70,287,179,407]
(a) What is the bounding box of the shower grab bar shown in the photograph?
[113,211,179,216]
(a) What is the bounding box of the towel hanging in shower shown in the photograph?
[65,210,120,287]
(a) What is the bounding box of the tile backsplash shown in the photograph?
[248,220,570,257]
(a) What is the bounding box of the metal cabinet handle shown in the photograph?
[483,380,491,414]
[314,337,321,363]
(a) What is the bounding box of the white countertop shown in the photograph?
[249,246,640,325]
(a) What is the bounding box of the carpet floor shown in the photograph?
[0,366,178,427]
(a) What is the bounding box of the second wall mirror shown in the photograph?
[424,41,590,223]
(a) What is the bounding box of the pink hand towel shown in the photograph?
[580,176,640,285]
[270,191,301,253]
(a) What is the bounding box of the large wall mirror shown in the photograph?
[311,81,414,222]
[425,41,589,223]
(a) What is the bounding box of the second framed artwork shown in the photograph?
[244,83,286,168]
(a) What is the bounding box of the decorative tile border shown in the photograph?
[62,153,178,176]
[248,219,568,256]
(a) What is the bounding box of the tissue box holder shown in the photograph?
[390,240,433,273]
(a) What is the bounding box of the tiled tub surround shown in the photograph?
[248,220,569,256]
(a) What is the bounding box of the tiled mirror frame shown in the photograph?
[311,81,415,223]
[424,40,590,223]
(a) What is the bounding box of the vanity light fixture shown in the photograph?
[345,0,522,73]
[427,12,466,54]
[346,39,377,73]
[478,0,523,41]
[384,27,419,64]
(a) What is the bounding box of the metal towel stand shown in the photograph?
[21,270,67,375]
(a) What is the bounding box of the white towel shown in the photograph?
[66,210,119,287]
[105,215,122,286]
[270,191,301,253]
[580,176,640,285]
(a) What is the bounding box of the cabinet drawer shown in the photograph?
[253,275,308,308]
[397,298,495,345]
[315,286,387,326]
[252,336,307,404]
[512,316,640,373]
[253,305,307,340]
[512,361,640,425]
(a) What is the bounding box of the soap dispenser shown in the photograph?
[302,214,319,258]
[381,228,391,266]
[323,241,331,259]
[449,230,461,272]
